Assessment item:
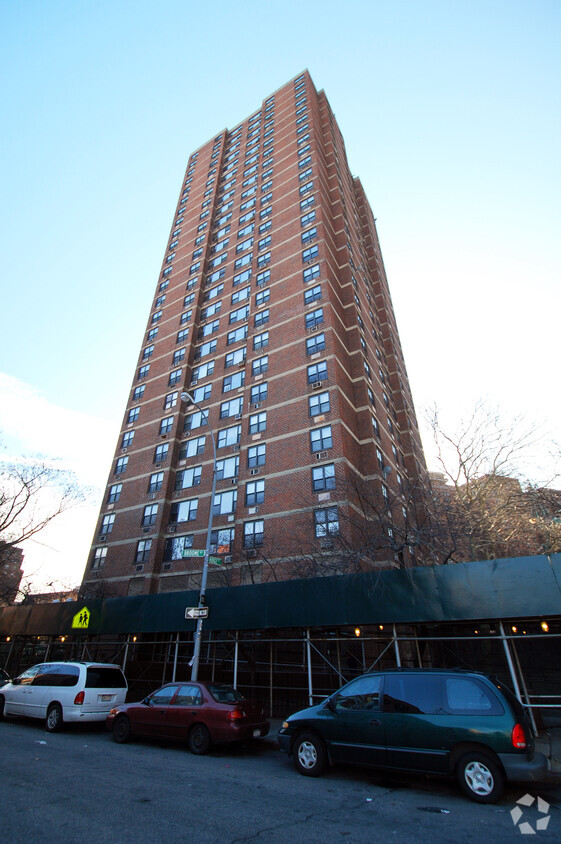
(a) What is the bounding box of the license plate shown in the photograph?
[253,728,261,737]
[100,694,112,701]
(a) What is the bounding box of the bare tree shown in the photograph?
[0,448,85,603]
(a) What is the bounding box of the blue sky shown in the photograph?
[1,0,559,590]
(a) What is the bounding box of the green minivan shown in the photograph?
[277,669,548,802]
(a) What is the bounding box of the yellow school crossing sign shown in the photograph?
[72,607,91,629]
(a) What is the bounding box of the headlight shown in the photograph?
[282,720,290,729]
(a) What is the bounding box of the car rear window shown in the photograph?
[444,677,504,715]
[207,685,245,703]
[86,666,127,689]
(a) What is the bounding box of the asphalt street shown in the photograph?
[1,717,560,843]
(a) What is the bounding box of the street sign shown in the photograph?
[182,549,205,558]
[185,607,209,620]
[209,556,222,565]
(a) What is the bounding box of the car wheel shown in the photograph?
[0,694,4,721]
[293,732,326,777]
[45,702,63,733]
[112,715,131,744]
[457,751,504,803]
[188,723,211,755]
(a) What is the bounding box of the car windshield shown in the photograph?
[207,684,245,703]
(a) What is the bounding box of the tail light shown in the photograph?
[227,708,244,721]
[74,691,85,706]
[511,723,527,749]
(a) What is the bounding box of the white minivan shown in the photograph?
[0,662,127,731]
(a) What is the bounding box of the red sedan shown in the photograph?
[106,681,269,754]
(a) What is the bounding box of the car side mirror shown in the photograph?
[11,678,21,686]
[324,696,337,712]
[142,696,151,706]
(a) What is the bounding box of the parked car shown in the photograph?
[0,662,127,732]
[0,668,10,687]
[278,668,548,802]
[106,681,269,753]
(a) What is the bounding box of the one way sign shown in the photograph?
[185,607,209,620]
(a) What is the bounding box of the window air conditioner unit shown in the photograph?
[155,461,163,467]
[252,402,261,409]
[232,444,240,451]
[142,527,151,533]
[231,477,238,485]
[224,555,233,564]
[308,325,318,332]
[312,381,324,389]
[235,413,242,419]
[135,565,144,573]
[168,524,177,533]
[316,451,328,460]
[250,468,259,476]
[191,379,198,386]
[246,549,257,559]
[121,447,128,453]
[99,535,107,542]
[149,493,157,500]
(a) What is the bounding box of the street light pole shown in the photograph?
[180,392,217,682]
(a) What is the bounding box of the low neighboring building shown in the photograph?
[0,545,24,605]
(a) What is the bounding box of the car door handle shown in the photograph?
[369,718,381,725]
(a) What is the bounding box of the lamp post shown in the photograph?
[180,391,217,681]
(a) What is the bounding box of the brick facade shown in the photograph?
[80,72,428,598]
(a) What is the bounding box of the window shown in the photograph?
[210,527,234,554]
[304,284,322,305]
[307,361,328,384]
[312,463,335,492]
[225,347,246,368]
[251,356,268,376]
[261,191,272,205]
[253,331,268,350]
[217,425,241,448]
[160,416,174,435]
[300,180,314,196]
[201,302,221,320]
[135,539,152,563]
[173,348,186,365]
[239,211,254,225]
[254,309,269,327]
[310,425,333,452]
[301,227,317,245]
[376,448,385,471]
[115,456,128,475]
[233,268,251,287]
[303,245,319,263]
[213,489,237,515]
[138,364,150,380]
[372,416,381,438]
[206,270,225,286]
[184,411,204,432]
[309,391,330,416]
[243,520,264,548]
[133,385,145,402]
[231,285,250,304]
[223,371,245,392]
[306,333,326,355]
[108,483,122,503]
[258,235,271,251]
[142,345,154,360]
[259,219,271,235]
[248,444,266,468]
[179,436,205,459]
[256,269,270,287]
[227,325,248,345]
[175,466,202,489]
[230,305,249,323]
[257,251,270,268]
[301,210,316,227]
[250,382,268,403]
[169,368,182,387]
[303,263,320,283]
[300,194,315,210]
[92,547,107,569]
[148,327,158,340]
[164,392,178,410]
[245,479,265,506]
[191,360,215,381]
[200,319,219,338]
[255,287,270,307]
[220,397,243,418]
[234,252,252,269]
[249,411,266,433]
[240,197,255,212]
[164,534,194,561]
[148,471,164,493]
[192,384,211,404]
[195,340,217,358]
[216,456,239,480]
[142,504,158,527]
[170,499,198,523]
[314,507,339,537]
[236,236,253,253]
[101,514,115,535]
[305,308,323,329]
[177,329,189,343]
[154,443,169,463]
[122,430,134,448]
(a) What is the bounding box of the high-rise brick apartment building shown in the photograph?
[81,71,427,599]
